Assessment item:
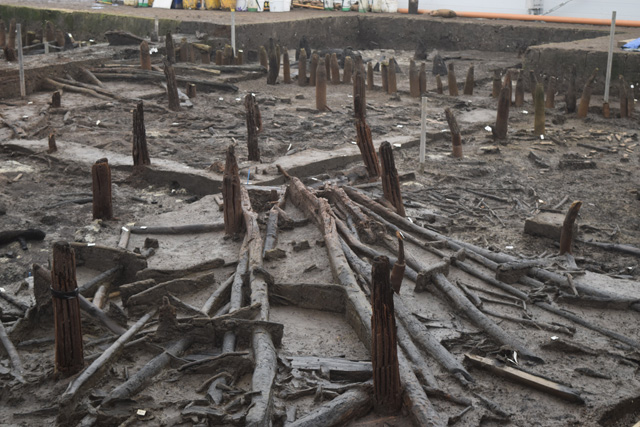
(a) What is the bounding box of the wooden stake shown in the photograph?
[387,58,397,95]
[504,71,513,105]
[493,84,510,140]
[92,158,113,220]
[324,53,331,80]
[367,62,374,90]
[419,62,427,95]
[132,101,150,166]
[223,44,234,66]
[381,62,389,93]
[178,39,189,63]
[436,74,443,94]
[343,56,353,84]
[534,83,545,136]
[379,141,406,217]
[529,70,537,100]
[444,108,462,158]
[259,45,268,69]
[163,59,181,111]
[222,145,243,235]
[309,53,317,87]
[419,96,427,168]
[245,93,262,161]
[16,23,25,97]
[140,40,151,70]
[491,71,501,98]
[215,50,223,65]
[236,49,244,65]
[267,46,279,85]
[165,32,175,64]
[7,19,15,51]
[298,49,307,87]
[463,65,474,95]
[559,201,582,255]
[354,69,366,121]
[0,20,5,49]
[514,71,525,107]
[619,75,629,118]
[355,119,380,179]
[186,83,197,98]
[316,58,329,112]
[603,11,617,112]
[447,63,458,96]
[390,232,406,294]
[51,90,61,108]
[577,68,598,118]
[545,76,556,109]
[48,132,57,153]
[52,241,84,375]
[566,64,577,113]
[283,50,291,84]
[371,256,402,413]
[330,53,340,84]
[45,21,55,47]
[409,59,420,98]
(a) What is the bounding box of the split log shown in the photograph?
[0,320,25,383]
[447,63,458,96]
[245,93,262,161]
[125,272,214,309]
[316,58,329,111]
[491,71,501,98]
[566,64,577,113]
[343,56,353,84]
[165,32,176,64]
[51,242,84,374]
[355,119,380,179]
[51,91,61,108]
[409,59,420,98]
[556,292,640,311]
[259,46,268,69]
[187,83,196,98]
[330,53,340,84]
[173,63,264,74]
[463,65,474,95]
[482,308,574,336]
[514,72,525,107]
[387,58,397,95]
[493,84,510,139]
[367,62,374,90]
[444,108,463,158]
[379,141,406,216]
[534,83,545,136]
[267,47,279,85]
[381,62,389,93]
[559,201,581,255]
[129,223,224,234]
[91,158,113,221]
[309,52,317,87]
[223,145,244,235]
[619,75,629,118]
[545,76,556,108]
[139,40,151,71]
[135,259,223,282]
[288,386,373,427]
[283,50,291,84]
[577,68,598,118]
[132,101,150,166]
[465,354,584,404]
[371,256,402,413]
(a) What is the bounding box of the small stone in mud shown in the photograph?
[264,248,287,261]
[295,94,305,99]
[292,240,311,252]
[144,238,159,249]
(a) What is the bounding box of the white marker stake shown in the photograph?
[231,11,236,56]
[44,23,49,54]
[604,11,617,104]
[419,96,427,171]
[17,24,26,99]
[154,17,159,36]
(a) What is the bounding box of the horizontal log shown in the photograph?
[90,69,238,92]
[129,223,224,235]
[288,386,373,427]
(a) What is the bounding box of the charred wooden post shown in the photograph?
[577,68,598,118]
[245,93,262,161]
[186,83,197,98]
[493,84,510,140]
[222,145,243,235]
[316,58,329,112]
[163,59,181,111]
[354,69,367,121]
[566,64,577,113]
[132,101,150,166]
[201,50,210,64]
[559,201,582,255]
[267,46,279,85]
[436,74,443,94]
[259,45,268,69]
[444,108,462,158]
[92,158,113,220]
[298,49,308,87]
[51,90,61,108]
[215,50,223,65]
[534,83,546,136]
[309,53,318,86]
[463,65,474,95]
[447,63,458,96]
[381,62,389,93]
[139,40,151,71]
[283,50,291,84]
[545,76,556,109]
[52,242,84,375]
[387,58,397,95]
[409,59,420,98]
[371,256,402,414]
[165,32,176,64]
[491,71,501,98]
[367,62,374,90]
[48,132,57,153]
[419,62,427,95]
[355,120,380,179]
[343,56,353,84]
[514,71,525,107]
[379,141,406,216]
[330,53,341,84]
[619,75,629,118]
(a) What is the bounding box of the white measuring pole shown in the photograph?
[419,96,427,170]
[17,24,26,99]
[44,22,49,54]
[231,11,236,56]
[604,11,617,104]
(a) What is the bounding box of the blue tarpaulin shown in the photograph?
[622,37,640,51]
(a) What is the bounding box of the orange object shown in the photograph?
[397,9,640,27]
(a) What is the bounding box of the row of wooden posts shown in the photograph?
[1,19,67,61]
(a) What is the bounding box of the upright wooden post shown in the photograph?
[165,32,175,64]
[566,64,577,113]
[534,83,546,136]
[379,142,406,217]
[493,84,510,140]
[267,46,279,85]
[245,93,262,161]
[367,62,374,90]
[140,40,151,70]
[224,44,234,65]
[371,256,402,413]
[529,70,537,100]
[504,71,513,105]
[419,62,427,95]
[447,63,458,96]
[178,39,189,63]
[578,68,598,118]
[187,83,197,98]
[409,59,420,98]
[223,145,243,236]
[283,50,291,84]
[559,201,582,255]
[236,49,244,65]
[45,21,55,48]
[514,71,525,107]
[163,59,181,111]
[545,76,556,109]
[92,158,113,220]
[16,23,25,97]
[298,49,307,87]
[354,69,366,121]
[259,46,268,69]
[436,74,443,94]
[387,58,397,95]
[7,19,16,51]
[133,101,150,166]
[52,242,84,375]
[381,62,389,93]
[51,90,61,108]
[324,53,331,80]
[444,108,462,158]
[330,53,340,84]
[215,50,223,65]
[48,133,57,153]
[309,53,318,87]
[491,70,501,98]
[619,75,629,118]
[316,58,329,112]
[343,56,353,84]
[463,65,474,95]
[0,20,5,49]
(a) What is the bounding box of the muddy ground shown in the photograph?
[1,35,640,427]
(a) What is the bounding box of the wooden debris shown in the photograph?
[566,64,577,113]
[559,201,582,255]
[493,83,510,139]
[139,40,151,71]
[545,76,556,108]
[463,65,474,95]
[447,63,458,96]
[223,145,244,235]
[577,68,598,118]
[343,56,353,84]
[379,141,406,216]
[91,158,113,220]
[514,71,525,107]
[132,101,150,166]
[0,320,25,383]
[444,108,463,158]
[163,59,181,111]
[288,386,373,427]
[245,93,262,161]
[534,83,545,136]
[283,50,291,84]
[316,57,329,111]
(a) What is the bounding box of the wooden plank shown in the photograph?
[464,354,584,404]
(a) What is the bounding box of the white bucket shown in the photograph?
[270,0,290,11]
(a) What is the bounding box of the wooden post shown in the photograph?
[283,50,291,84]
[48,133,57,153]
[492,70,501,98]
[309,53,318,87]
[51,90,61,108]
[165,32,176,64]
[354,69,366,121]
[379,142,406,217]
[514,71,525,107]
[529,70,537,100]
[419,96,427,169]
[298,49,307,87]
[493,84,510,140]
[163,59,181,111]
[387,58,397,95]
[7,19,15,51]
[566,64,577,113]
[504,71,513,106]
[52,242,84,375]
[435,74,443,94]
[267,46,279,85]
[534,83,545,136]
[276,45,281,71]
[381,62,389,93]
[330,53,340,84]
[367,62,374,90]
[92,158,113,220]
[139,40,152,70]
[371,256,402,413]
[259,46,268,69]
[215,50,223,65]
[132,101,150,166]
[222,145,243,236]
[245,93,262,161]
[444,108,462,158]
[447,63,458,96]
[463,65,474,95]
[187,83,197,98]
[316,58,329,111]
[578,68,598,118]
[54,29,64,50]
[324,53,331,80]
[559,201,582,255]
[16,23,25,98]
[355,119,380,179]
[178,39,189,63]
[343,56,353,84]
[409,59,420,98]
[0,20,5,49]
[224,44,234,66]
[545,76,556,109]
[419,62,427,95]
[45,21,55,48]
[236,49,244,65]
[619,75,629,118]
